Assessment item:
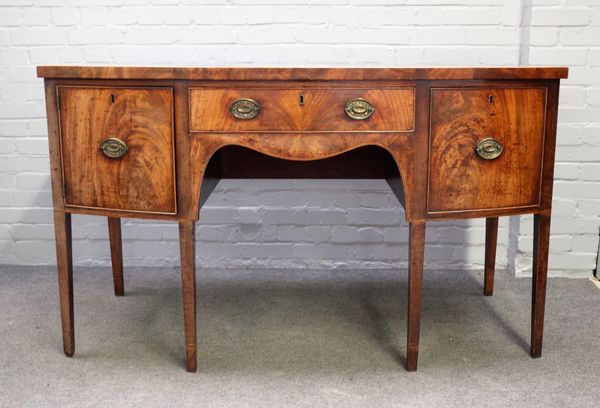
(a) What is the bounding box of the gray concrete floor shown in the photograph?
[1,265,599,407]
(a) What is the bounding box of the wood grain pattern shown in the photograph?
[58,86,176,214]
[428,87,547,213]
[108,217,124,296]
[410,81,432,223]
[189,132,414,220]
[173,81,196,221]
[44,80,66,212]
[484,217,498,296]
[538,81,560,210]
[190,87,415,132]
[37,66,569,80]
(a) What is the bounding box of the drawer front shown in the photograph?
[58,86,176,214]
[189,87,415,132]
[428,87,547,213]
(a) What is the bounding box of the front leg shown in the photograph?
[179,221,197,372]
[54,211,74,357]
[108,217,124,296]
[484,217,499,296]
[530,213,551,358]
[406,221,426,371]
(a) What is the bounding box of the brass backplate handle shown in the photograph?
[345,98,374,120]
[476,138,503,160]
[100,137,128,159]
[230,98,260,120]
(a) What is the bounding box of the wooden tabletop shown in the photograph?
[37,66,568,80]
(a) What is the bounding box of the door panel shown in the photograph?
[428,87,547,213]
[58,86,176,214]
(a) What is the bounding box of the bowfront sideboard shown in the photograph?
[37,66,568,372]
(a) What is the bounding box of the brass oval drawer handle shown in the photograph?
[230,98,260,120]
[345,98,374,120]
[476,138,503,160]
[100,137,128,159]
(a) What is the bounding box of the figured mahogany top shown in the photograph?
[37,66,568,80]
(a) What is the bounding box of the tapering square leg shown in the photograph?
[406,221,426,371]
[530,213,551,358]
[108,217,124,296]
[53,211,74,357]
[179,221,197,372]
[484,217,499,296]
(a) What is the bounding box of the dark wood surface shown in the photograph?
[218,145,390,179]
[484,217,499,296]
[40,66,566,373]
[406,221,425,371]
[178,221,197,372]
[37,65,568,80]
[108,217,124,297]
[53,211,74,357]
[173,81,196,221]
[531,213,551,358]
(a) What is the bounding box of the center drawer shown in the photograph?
[189,87,415,132]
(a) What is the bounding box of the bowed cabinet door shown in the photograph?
[427,87,547,214]
[57,86,177,214]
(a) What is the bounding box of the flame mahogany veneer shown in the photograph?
[38,65,568,372]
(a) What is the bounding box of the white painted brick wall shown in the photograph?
[510,0,600,278]
[0,0,598,277]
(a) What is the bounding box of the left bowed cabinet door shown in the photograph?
[57,87,177,214]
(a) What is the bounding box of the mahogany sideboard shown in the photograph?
[37,65,568,372]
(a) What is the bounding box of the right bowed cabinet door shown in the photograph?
[427,87,547,214]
